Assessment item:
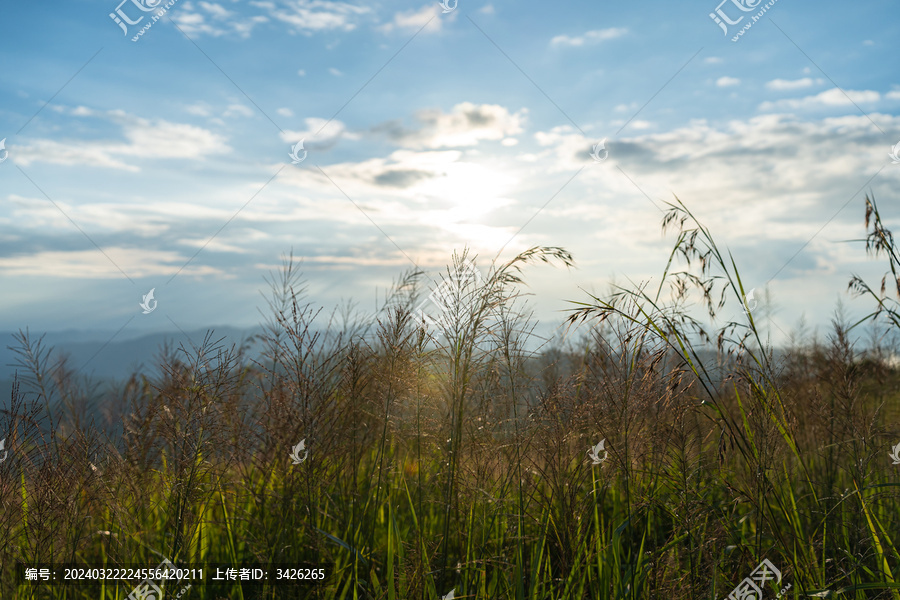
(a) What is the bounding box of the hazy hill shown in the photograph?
[0,326,262,403]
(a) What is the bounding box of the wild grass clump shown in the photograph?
[1,197,899,599]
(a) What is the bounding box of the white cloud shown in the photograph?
[379,4,444,34]
[716,76,740,87]
[115,115,230,159]
[479,4,494,14]
[531,125,596,171]
[527,113,900,208]
[251,0,370,34]
[627,120,653,130]
[11,139,140,171]
[48,105,97,117]
[765,77,823,91]
[759,88,881,111]
[517,112,900,301]
[0,247,221,278]
[297,69,306,76]
[329,67,343,76]
[550,28,627,47]
[280,117,357,150]
[185,102,212,117]
[277,107,294,117]
[198,1,231,19]
[13,111,230,170]
[275,147,519,253]
[172,1,269,37]
[8,100,899,335]
[704,57,723,64]
[223,104,254,118]
[375,102,526,149]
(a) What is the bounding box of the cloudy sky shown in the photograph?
[1,0,899,353]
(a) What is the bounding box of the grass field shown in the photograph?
[2,195,900,599]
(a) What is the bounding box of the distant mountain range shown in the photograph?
[6,324,891,410]
[0,326,263,402]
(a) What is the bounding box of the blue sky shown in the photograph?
[1,0,899,352]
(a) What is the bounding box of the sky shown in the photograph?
[1,0,899,356]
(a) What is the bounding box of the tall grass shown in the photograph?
[1,197,899,599]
